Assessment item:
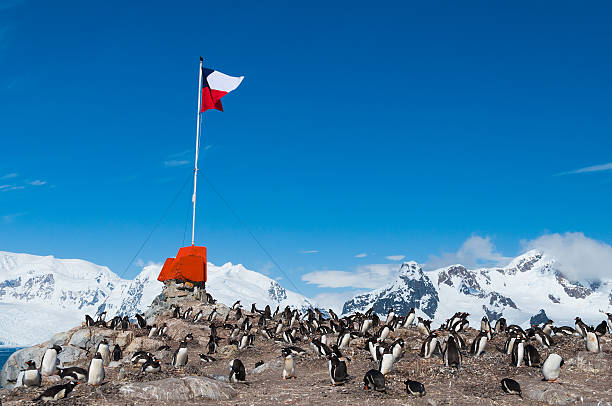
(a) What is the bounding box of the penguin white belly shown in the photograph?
[282,356,295,378]
[475,337,487,356]
[361,320,372,333]
[405,313,415,326]
[586,332,600,353]
[369,342,378,361]
[98,345,111,365]
[174,347,188,366]
[148,327,158,338]
[425,337,437,358]
[380,327,390,341]
[542,357,561,381]
[23,370,41,387]
[392,345,402,360]
[41,349,58,376]
[379,354,394,375]
[88,358,105,385]
[328,360,334,384]
[321,335,328,345]
[516,343,524,367]
[339,334,350,349]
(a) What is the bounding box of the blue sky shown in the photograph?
[1,1,612,304]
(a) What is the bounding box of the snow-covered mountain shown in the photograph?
[0,251,314,347]
[343,250,612,328]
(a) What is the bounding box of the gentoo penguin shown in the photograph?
[524,344,540,367]
[542,320,554,336]
[328,309,339,322]
[337,330,352,349]
[21,360,41,387]
[97,339,111,366]
[281,348,295,379]
[444,335,462,368]
[511,335,525,367]
[542,353,564,382]
[158,322,168,336]
[135,313,147,329]
[595,320,607,336]
[328,353,348,386]
[553,326,575,336]
[377,324,393,342]
[481,316,492,333]
[606,312,612,333]
[534,329,554,349]
[494,317,507,334]
[172,341,189,367]
[391,338,405,360]
[417,317,430,336]
[205,292,216,304]
[501,378,522,398]
[505,333,518,355]
[121,315,130,331]
[363,369,385,392]
[184,333,194,343]
[378,346,394,375]
[360,318,373,334]
[207,308,217,322]
[131,351,153,364]
[142,357,161,373]
[386,307,395,324]
[58,366,88,381]
[182,307,193,320]
[87,352,105,385]
[41,345,62,376]
[157,345,171,351]
[199,354,216,362]
[585,327,601,353]
[404,308,416,327]
[575,317,588,337]
[470,331,488,356]
[229,359,246,382]
[420,331,438,359]
[172,305,181,318]
[35,381,78,401]
[85,314,95,327]
[232,300,241,310]
[112,344,122,362]
[404,379,426,397]
[193,310,204,323]
[147,324,158,338]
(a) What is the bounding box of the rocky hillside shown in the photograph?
[343,250,612,327]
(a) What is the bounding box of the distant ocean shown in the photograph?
[0,347,20,371]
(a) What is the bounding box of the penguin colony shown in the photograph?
[9,295,611,403]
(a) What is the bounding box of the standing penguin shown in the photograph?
[542,353,564,382]
[281,348,295,379]
[391,338,405,360]
[41,345,62,376]
[494,317,507,334]
[97,339,111,366]
[501,378,522,398]
[229,359,246,382]
[585,327,601,353]
[420,331,439,359]
[523,344,540,367]
[378,345,395,375]
[328,353,348,386]
[135,313,147,329]
[575,317,588,337]
[172,341,189,368]
[21,360,41,387]
[404,308,416,327]
[511,335,525,367]
[112,344,122,362]
[363,369,385,392]
[444,335,462,368]
[481,316,491,333]
[87,353,105,386]
[470,331,488,357]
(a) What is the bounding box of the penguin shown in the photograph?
[147,324,158,338]
[337,330,351,349]
[97,339,111,366]
[184,333,194,343]
[377,324,393,342]
[182,307,193,320]
[595,320,607,336]
[229,358,246,382]
[85,314,95,327]
[504,333,517,355]
[199,354,216,362]
[193,310,204,323]
[35,381,78,401]
[158,323,168,336]
[112,344,122,362]
[444,335,461,368]
[481,316,492,333]
[360,318,373,334]
[385,307,395,324]
[172,305,181,318]
[328,353,348,386]
[284,346,306,356]
[135,313,147,329]
[420,331,438,359]
[207,335,218,354]
[41,344,62,376]
[417,318,430,336]
[524,343,540,367]
[553,326,575,336]
[606,312,612,333]
[328,309,339,322]
[131,351,153,364]
[281,348,295,379]
[391,338,405,360]
[205,292,216,304]
[494,317,507,334]
[511,335,525,367]
[21,360,41,387]
[542,353,564,382]
[378,346,394,375]
[542,319,554,336]
[172,340,189,367]
[534,329,554,349]
[367,337,381,361]
[501,378,522,398]
[403,308,416,327]
[363,369,385,392]
[470,331,488,356]
[575,317,588,337]
[235,307,243,321]
[57,366,88,381]
[238,334,250,349]
[157,345,171,351]
[142,357,161,373]
[87,352,105,385]
[585,327,601,353]
[404,379,426,397]
[232,300,241,310]
[282,330,294,344]
[121,315,130,331]
[207,308,217,322]
[321,333,328,346]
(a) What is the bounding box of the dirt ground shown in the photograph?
[1,298,611,405]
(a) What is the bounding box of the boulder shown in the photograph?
[0,346,46,388]
[49,331,72,346]
[68,328,92,349]
[114,331,134,348]
[124,336,161,353]
[119,376,236,401]
[523,381,577,405]
[58,345,88,365]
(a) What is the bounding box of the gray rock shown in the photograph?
[49,331,71,346]
[119,376,236,401]
[0,346,46,388]
[58,345,88,365]
[68,328,92,349]
[569,351,610,374]
[117,367,127,380]
[523,381,576,405]
[114,331,134,348]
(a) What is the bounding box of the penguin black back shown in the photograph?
[501,378,522,398]
[363,369,385,392]
[405,379,426,397]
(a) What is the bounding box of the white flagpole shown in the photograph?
[191,57,204,246]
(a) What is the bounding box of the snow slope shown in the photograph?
[0,251,315,347]
[343,250,612,328]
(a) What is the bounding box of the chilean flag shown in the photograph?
[201,68,244,112]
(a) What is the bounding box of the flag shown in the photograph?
[201,68,244,112]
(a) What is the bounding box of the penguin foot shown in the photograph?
[547,379,558,383]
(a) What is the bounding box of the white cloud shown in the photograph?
[300,250,319,254]
[425,235,512,270]
[386,255,405,261]
[354,253,367,258]
[522,232,612,282]
[302,263,399,289]
[557,162,612,176]
[1,173,17,179]
[164,160,190,167]
[313,290,367,313]
[29,180,46,186]
[0,185,24,192]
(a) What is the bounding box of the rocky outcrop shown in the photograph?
[119,376,236,401]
